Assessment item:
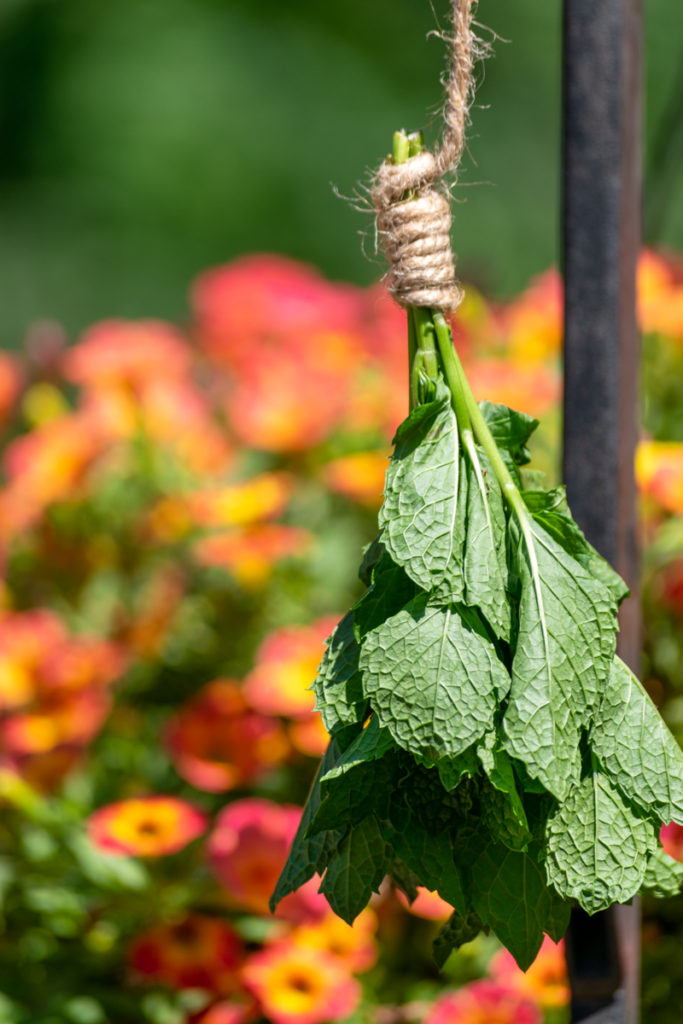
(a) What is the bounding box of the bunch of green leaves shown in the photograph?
[272,304,683,970]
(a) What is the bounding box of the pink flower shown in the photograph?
[425,980,542,1024]
[208,799,312,916]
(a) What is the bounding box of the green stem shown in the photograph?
[432,311,529,523]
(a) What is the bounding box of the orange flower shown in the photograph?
[425,981,542,1024]
[637,249,683,340]
[287,908,378,973]
[1,689,111,755]
[503,269,563,364]
[0,412,104,539]
[321,452,388,507]
[64,319,192,388]
[661,823,683,862]
[242,943,361,1024]
[224,356,352,452]
[397,886,453,921]
[288,714,330,758]
[636,441,683,515]
[193,525,311,589]
[489,936,569,1009]
[0,610,66,711]
[244,618,338,718]
[128,915,243,995]
[189,473,293,529]
[166,680,290,792]
[462,360,560,419]
[87,796,207,857]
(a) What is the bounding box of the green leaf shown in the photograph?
[503,518,618,800]
[358,534,385,586]
[433,910,485,967]
[641,848,683,897]
[270,741,343,911]
[463,445,511,641]
[360,593,510,764]
[386,783,466,914]
[310,749,398,836]
[478,733,531,851]
[437,746,480,791]
[479,401,539,465]
[523,487,630,605]
[312,612,366,734]
[322,716,396,778]
[389,857,421,903]
[591,657,683,825]
[470,841,564,970]
[544,769,651,914]
[379,392,467,601]
[320,816,389,924]
[353,552,417,641]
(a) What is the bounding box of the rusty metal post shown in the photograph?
[562,1,642,1021]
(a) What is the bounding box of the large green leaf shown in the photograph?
[469,841,566,970]
[641,848,683,897]
[270,741,343,911]
[544,769,651,914]
[591,657,683,825]
[379,392,467,601]
[503,519,618,800]
[523,487,629,605]
[463,443,511,641]
[321,816,389,924]
[360,593,510,763]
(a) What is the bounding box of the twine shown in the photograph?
[371,0,478,312]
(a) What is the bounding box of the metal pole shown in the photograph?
[562,1,642,1022]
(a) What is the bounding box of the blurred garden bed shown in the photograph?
[0,250,682,1023]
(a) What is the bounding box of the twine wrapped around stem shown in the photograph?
[371,0,479,312]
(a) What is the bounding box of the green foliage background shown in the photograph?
[0,0,681,350]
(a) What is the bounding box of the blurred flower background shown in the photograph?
[1,1,683,1023]
[0,248,682,1024]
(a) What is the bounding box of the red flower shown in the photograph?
[166,680,290,792]
[129,915,243,995]
[87,796,207,857]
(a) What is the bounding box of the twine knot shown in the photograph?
[371,0,478,313]
[372,155,461,312]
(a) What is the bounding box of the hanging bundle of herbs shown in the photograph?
[272,0,683,969]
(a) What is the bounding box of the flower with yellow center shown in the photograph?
[87,796,207,857]
[242,943,360,1024]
